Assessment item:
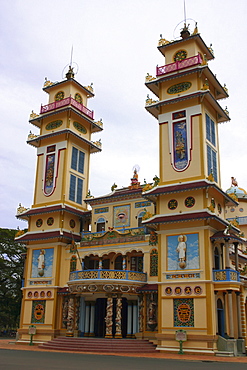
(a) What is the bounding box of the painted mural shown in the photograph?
[113,205,130,228]
[44,153,55,195]
[31,300,46,324]
[167,233,199,270]
[31,248,54,278]
[173,120,188,170]
[174,298,194,327]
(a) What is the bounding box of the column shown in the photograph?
[127,301,133,338]
[132,302,138,336]
[78,297,85,335]
[115,296,122,338]
[235,292,242,338]
[84,302,90,336]
[227,290,234,338]
[214,291,218,334]
[224,238,230,269]
[233,242,239,271]
[89,303,95,336]
[105,295,113,338]
[122,255,126,270]
[66,296,75,337]
[81,258,85,271]
[138,295,144,333]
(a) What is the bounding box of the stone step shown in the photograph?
[39,337,157,353]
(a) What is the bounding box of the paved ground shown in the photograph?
[0,339,247,369]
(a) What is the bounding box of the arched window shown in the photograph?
[115,255,123,270]
[97,217,105,232]
[150,249,158,276]
[70,255,77,272]
[138,211,145,227]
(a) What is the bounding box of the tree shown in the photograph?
[0,228,26,330]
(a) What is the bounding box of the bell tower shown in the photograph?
[143,23,239,354]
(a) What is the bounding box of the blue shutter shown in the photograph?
[211,119,216,146]
[78,151,85,174]
[76,178,83,204]
[206,114,211,142]
[69,174,76,201]
[212,149,217,182]
[207,145,212,176]
[71,147,78,171]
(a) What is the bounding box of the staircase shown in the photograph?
[39,337,157,353]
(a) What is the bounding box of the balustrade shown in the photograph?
[69,269,147,283]
[156,54,203,76]
[213,269,240,282]
[40,96,94,119]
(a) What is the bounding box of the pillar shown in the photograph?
[115,296,122,338]
[236,292,242,338]
[227,290,234,338]
[105,295,113,338]
[84,302,90,336]
[89,303,95,336]
[66,296,75,337]
[133,302,138,336]
[224,238,230,269]
[214,291,218,334]
[138,295,144,333]
[122,255,126,270]
[233,242,239,271]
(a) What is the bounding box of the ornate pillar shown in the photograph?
[115,295,122,338]
[66,296,75,337]
[62,296,69,329]
[227,290,234,338]
[105,295,113,338]
[138,295,144,333]
[122,255,126,270]
[89,303,95,336]
[84,302,90,336]
[233,242,239,271]
[224,238,230,269]
[236,291,242,338]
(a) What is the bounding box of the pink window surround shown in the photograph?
[40,96,94,119]
[156,54,203,77]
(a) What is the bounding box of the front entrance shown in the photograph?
[94,297,128,337]
[217,298,225,337]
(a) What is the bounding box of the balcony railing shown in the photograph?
[213,269,240,282]
[40,97,94,119]
[69,269,147,283]
[156,53,203,77]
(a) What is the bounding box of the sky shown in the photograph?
[0,0,247,229]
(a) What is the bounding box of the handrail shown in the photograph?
[40,96,94,119]
[69,269,147,282]
[156,53,203,77]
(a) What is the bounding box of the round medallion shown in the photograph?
[174,286,182,295]
[46,120,63,131]
[47,291,52,298]
[36,219,43,228]
[174,50,187,61]
[165,287,172,295]
[73,121,87,134]
[27,291,33,298]
[34,291,39,298]
[168,199,178,210]
[74,93,82,103]
[47,217,54,226]
[40,291,45,298]
[185,196,195,208]
[194,286,202,295]
[184,286,192,295]
[239,208,244,212]
[70,219,76,228]
[55,91,64,101]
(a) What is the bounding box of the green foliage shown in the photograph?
[0,228,26,329]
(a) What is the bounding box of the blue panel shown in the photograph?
[77,178,83,204]
[71,147,78,171]
[78,151,85,174]
[69,174,76,201]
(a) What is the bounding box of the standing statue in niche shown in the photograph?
[37,249,45,276]
[176,235,187,269]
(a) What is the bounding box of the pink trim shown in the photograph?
[40,97,94,119]
[156,54,202,77]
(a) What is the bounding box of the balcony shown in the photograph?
[69,269,147,283]
[156,53,203,77]
[213,269,240,282]
[40,96,94,119]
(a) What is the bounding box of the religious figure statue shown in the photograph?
[176,235,187,268]
[29,110,39,119]
[231,177,238,187]
[111,183,117,192]
[17,203,28,215]
[147,294,157,331]
[37,249,45,276]
[62,297,68,328]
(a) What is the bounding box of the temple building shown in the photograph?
[16,22,247,356]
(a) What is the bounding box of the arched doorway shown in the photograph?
[217,298,225,337]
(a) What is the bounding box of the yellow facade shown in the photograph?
[16,24,247,356]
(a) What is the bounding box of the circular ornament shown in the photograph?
[174,50,187,61]
[46,120,63,131]
[165,286,172,295]
[168,199,178,210]
[185,196,195,208]
[239,208,244,212]
[174,286,182,295]
[194,286,202,295]
[73,121,87,134]
[70,219,76,228]
[74,93,82,103]
[167,81,191,95]
[184,286,192,295]
[47,217,54,226]
[55,91,64,101]
[40,291,45,298]
[36,219,43,228]
[47,291,52,297]
[34,291,39,298]
[27,291,33,298]
[230,208,235,212]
